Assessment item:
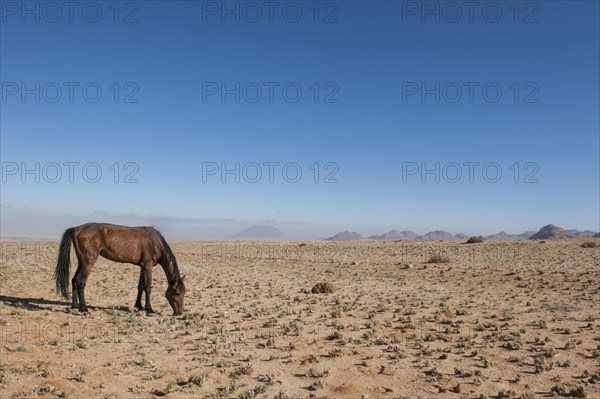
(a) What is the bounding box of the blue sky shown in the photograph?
[1,0,599,238]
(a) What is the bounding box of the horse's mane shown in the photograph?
[154,229,182,283]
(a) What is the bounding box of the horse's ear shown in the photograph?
[181,274,186,283]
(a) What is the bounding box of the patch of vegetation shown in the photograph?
[0,363,11,388]
[466,236,484,244]
[311,282,336,294]
[238,384,267,399]
[187,373,206,387]
[550,384,585,397]
[73,368,88,383]
[427,254,450,263]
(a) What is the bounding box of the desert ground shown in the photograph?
[0,239,599,399]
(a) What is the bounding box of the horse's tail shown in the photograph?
[55,227,74,299]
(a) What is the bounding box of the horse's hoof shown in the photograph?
[79,307,89,313]
[145,308,156,314]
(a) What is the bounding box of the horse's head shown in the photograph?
[166,275,186,316]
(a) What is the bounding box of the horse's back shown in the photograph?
[75,223,157,240]
[73,223,162,265]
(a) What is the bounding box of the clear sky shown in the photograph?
[1,0,599,238]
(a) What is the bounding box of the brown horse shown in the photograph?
[54,223,186,315]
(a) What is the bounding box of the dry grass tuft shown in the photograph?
[581,241,598,248]
[427,254,450,263]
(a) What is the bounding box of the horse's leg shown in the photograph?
[135,268,145,311]
[71,262,82,309]
[71,235,85,310]
[143,264,155,313]
[72,229,100,313]
[77,261,95,312]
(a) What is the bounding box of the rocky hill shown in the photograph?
[368,230,418,240]
[528,224,572,240]
[417,230,460,240]
[325,231,366,241]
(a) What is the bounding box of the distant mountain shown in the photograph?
[485,230,536,240]
[417,230,460,240]
[485,231,516,240]
[566,229,599,238]
[369,230,418,240]
[528,224,571,240]
[325,231,365,241]
[518,231,537,239]
[234,225,285,239]
[322,226,597,242]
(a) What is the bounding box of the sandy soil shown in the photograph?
[0,239,599,399]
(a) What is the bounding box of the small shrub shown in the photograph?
[331,307,343,318]
[537,319,548,329]
[427,254,450,264]
[582,241,598,248]
[466,236,484,244]
[570,386,587,398]
[0,363,10,388]
[231,365,253,378]
[551,384,567,395]
[239,384,267,399]
[73,368,87,383]
[307,367,329,378]
[311,282,336,294]
[188,373,206,387]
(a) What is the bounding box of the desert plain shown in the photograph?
[0,239,599,399]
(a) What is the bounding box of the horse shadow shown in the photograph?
[0,295,118,312]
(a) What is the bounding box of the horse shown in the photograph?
[54,223,186,315]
